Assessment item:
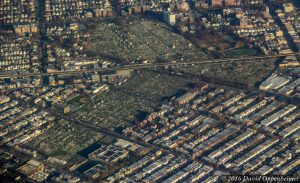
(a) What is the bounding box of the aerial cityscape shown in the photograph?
[0,0,300,182]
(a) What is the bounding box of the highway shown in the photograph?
[0,52,299,79]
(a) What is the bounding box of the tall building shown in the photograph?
[283,3,295,13]
[164,12,178,26]
[212,0,236,7]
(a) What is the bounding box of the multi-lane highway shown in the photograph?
[1,52,299,79]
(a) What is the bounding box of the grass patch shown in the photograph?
[223,46,258,58]
[51,149,68,157]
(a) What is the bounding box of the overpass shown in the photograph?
[0,52,299,79]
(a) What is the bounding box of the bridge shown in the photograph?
[0,52,299,79]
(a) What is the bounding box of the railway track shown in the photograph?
[0,52,299,79]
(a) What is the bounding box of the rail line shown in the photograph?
[0,52,299,79]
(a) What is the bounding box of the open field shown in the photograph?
[223,46,258,58]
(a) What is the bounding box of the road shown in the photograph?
[0,52,299,79]
[38,0,47,73]
[62,113,238,174]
